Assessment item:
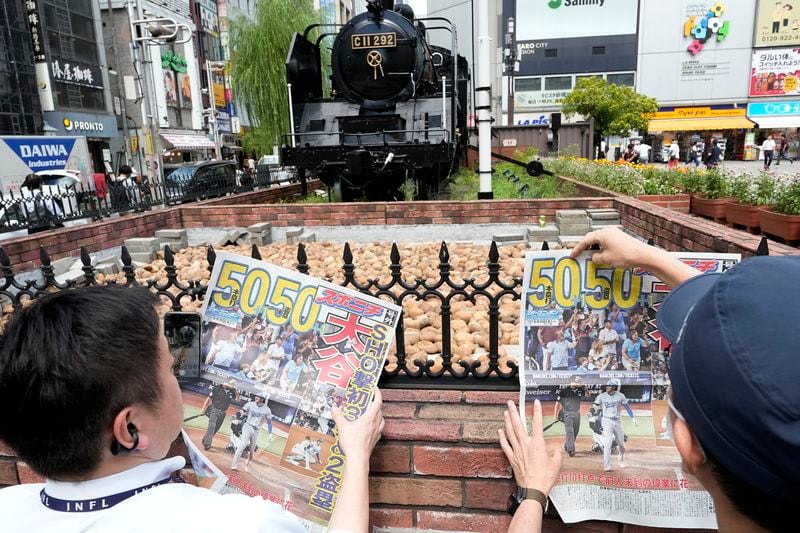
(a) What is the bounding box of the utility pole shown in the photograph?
[503,18,518,127]
[108,0,131,165]
[205,60,227,160]
[476,0,493,199]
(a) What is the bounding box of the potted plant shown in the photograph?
[760,180,800,243]
[690,169,733,223]
[725,174,776,233]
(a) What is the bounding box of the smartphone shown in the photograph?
[164,312,202,381]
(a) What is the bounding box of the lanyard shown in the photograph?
[40,477,172,513]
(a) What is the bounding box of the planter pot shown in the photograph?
[690,195,735,223]
[760,208,800,243]
[725,202,770,234]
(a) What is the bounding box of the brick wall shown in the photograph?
[614,196,799,256]
[0,389,688,533]
[179,198,615,229]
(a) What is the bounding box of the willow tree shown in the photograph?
[229,0,324,155]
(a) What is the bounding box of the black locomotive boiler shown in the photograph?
[281,0,468,201]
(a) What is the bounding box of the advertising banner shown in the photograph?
[638,0,755,104]
[0,136,93,192]
[754,0,800,47]
[519,250,740,527]
[506,0,638,76]
[749,48,800,97]
[182,252,401,532]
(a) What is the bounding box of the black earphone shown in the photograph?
[110,423,139,455]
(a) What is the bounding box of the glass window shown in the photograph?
[515,77,541,92]
[67,0,94,17]
[544,49,557,58]
[544,76,572,91]
[592,46,606,55]
[72,38,98,64]
[606,73,635,87]
[47,30,62,57]
[70,13,96,41]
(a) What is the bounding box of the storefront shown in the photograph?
[160,129,216,163]
[647,106,755,161]
[747,101,800,159]
[43,111,118,172]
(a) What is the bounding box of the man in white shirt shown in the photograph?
[634,142,651,164]
[205,329,242,369]
[762,135,776,170]
[0,286,385,532]
[598,320,619,363]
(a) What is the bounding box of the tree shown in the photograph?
[561,78,658,158]
[229,0,323,155]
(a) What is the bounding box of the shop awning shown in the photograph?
[161,132,216,150]
[750,116,800,129]
[647,116,756,132]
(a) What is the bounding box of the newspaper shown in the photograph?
[181,251,401,532]
[518,250,740,528]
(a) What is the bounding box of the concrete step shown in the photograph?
[492,233,526,243]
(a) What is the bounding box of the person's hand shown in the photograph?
[498,400,562,496]
[332,388,384,465]
[569,227,655,269]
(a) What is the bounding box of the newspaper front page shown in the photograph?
[181,251,401,531]
[519,251,740,528]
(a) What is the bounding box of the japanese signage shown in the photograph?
[213,83,226,109]
[514,87,569,109]
[754,0,800,47]
[216,110,231,133]
[516,0,638,41]
[50,58,103,90]
[24,0,46,62]
[683,2,730,56]
[750,48,800,97]
[652,106,748,119]
[179,252,400,531]
[519,250,739,527]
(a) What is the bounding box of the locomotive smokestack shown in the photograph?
[366,0,393,15]
[381,0,394,10]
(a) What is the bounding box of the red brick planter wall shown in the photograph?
[636,194,691,214]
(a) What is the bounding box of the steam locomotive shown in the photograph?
[281,0,468,201]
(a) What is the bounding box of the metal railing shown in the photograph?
[0,239,527,389]
[0,237,770,389]
[0,168,298,233]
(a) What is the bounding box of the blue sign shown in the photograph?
[747,101,800,117]
[2,138,76,171]
[517,115,551,127]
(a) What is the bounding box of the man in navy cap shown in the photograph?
[572,228,799,532]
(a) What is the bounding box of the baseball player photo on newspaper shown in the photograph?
[179,252,400,532]
[519,250,740,528]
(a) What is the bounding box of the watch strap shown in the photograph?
[517,486,548,513]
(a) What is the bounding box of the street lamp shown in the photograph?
[127,8,191,181]
[503,27,519,127]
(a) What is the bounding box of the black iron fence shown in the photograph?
[0,239,531,390]
[0,168,298,233]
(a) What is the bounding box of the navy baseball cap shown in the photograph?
[656,256,800,497]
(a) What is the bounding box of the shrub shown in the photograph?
[774,180,800,216]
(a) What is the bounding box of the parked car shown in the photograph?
[164,161,237,203]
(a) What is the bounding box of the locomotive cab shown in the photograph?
[281,0,468,201]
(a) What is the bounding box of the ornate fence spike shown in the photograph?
[251,244,262,260]
[647,237,655,246]
[39,245,51,266]
[438,241,450,263]
[390,242,401,265]
[342,242,353,265]
[756,236,769,256]
[79,246,96,285]
[488,241,499,264]
[541,240,550,251]
[0,247,10,268]
[206,245,216,271]
[121,245,132,266]
[296,243,309,274]
[164,244,175,266]
[80,246,91,266]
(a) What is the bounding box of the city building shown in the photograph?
[4,0,117,171]
[0,0,42,136]
[102,0,209,176]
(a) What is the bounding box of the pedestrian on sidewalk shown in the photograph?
[761,135,776,170]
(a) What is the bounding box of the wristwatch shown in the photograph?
[507,486,549,516]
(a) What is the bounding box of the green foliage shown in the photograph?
[700,169,729,199]
[561,78,658,137]
[754,174,779,206]
[774,180,800,215]
[445,161,575,201]
[727,174,755,204]
[229,0,322,154]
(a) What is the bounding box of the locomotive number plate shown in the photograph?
[351,32,397,49]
